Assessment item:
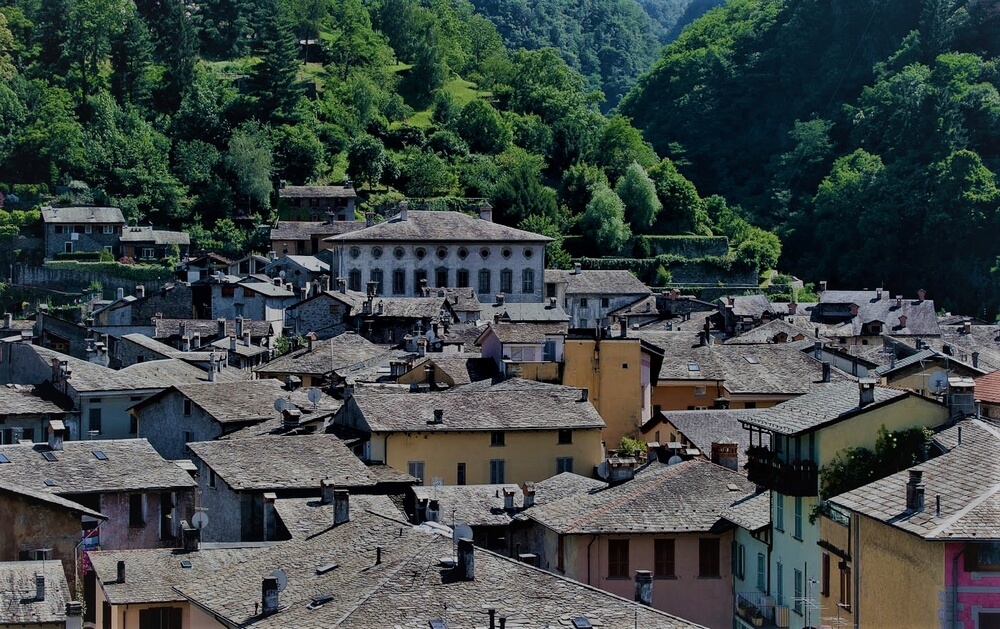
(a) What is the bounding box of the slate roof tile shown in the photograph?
[41,206,125,223]
[326,210,552,243]
[544,269,650,295]
[255,333,388,377]
[0,560,71,624]
[742,382,909,435]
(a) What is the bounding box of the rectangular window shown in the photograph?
[183,399,192,416]
[557,429,572,444]
[129,493,145,526]
[580,297,589,308]
[735,542,745,579]
[89,408,102,434]
[456,269,469,288]
[522,269,534,294]
[601,297,610,308]
[408,461,426,485]
[546,283,556,298]
[756,553,766,591]
[392,269,406,295]
[129,416,138,435]
[138,607,182,629]
[208,468,216,489]
[142,247,155,259]
[699,538,720,577]
[694,386,706,396]
[414,269,428,292]
[103,225,114,235]
[65,241,73,254]
[54,225,64,234]
[654,539,675,578]
[500,269,513,294]
[478,269,491,294]
[776,561,784,606]
[794,568,803,613]
[794,496,803,539]
[85,225,93,234]
[183,431,192,443]
[821,553,831,597]
[435,268,448,288]
[543,339,557,362]
[489,459,505,484]
[775,494,784,531]
[370,269,383,295]
[490,431,505,447]
[456,462,466,485]
[839,563,851,610]
[608,539,629,578]
[557,535,565,571]
[348,269,361,292]
[556,457,573,473]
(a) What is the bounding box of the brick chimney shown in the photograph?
[457,538,475,581]
[334,489,350,526]
[634,570,653,606]
[905,470,925,512]
[711,443,739,471]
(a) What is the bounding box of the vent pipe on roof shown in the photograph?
[822,361,831,383]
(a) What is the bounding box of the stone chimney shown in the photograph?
[788,302,797,315]
[572,262,582,275]
[634,570,653,606]
[337,277,346,294]
[479,201,493,223]
[896,295,903,308]
[457,538,475,581]
[710,443,739,471]
[65,602,83,629]
[973,351,980,368]
[135,285,145,299]
[399,201,408,221]
[819,280,827,292]
[2,313,10,329]
[822,361,831,383]
[261,577,280,615]
[320,479,335,504]
[48,420,65,451]
[905,470,925,512]
[262,493,277,541]
[858,378,877,407]
[430,409,444,424]
[580,388,589,402]
[243,331,252,347]
[495,294,505,306]
[334,489,350,526]
[898,315,907,328]
[365,212,374,228]
[503,488,516,510]
[182,335,191,352]
[521,482,535,508]
[35,574,45,601]
[963,320,972,334]
[918,288,926,302]
[548,296,557,308]
[321,275,331,293]
[116,287,125,301]
[217,318,226,339]
[208,353,218,382]
[181,520,201,552]
[116,560,125,583]
[230,335,237,352]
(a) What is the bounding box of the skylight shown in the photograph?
[572,619,593,629]
[180,560,192,569]
[92,450,108,461]
[43,479,57,487]
[687,362,700,372]
[743,355,761,364]
[41,451,58,462]
[0,454,9,463]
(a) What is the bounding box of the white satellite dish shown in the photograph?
[307,388,322,407]
[452,524,473,543]
[191,511,209,530]
[929,370,949,394]
[596,461,609,480]
[667,455,684,466]
[269,569,288,592]
[273,398,290,412]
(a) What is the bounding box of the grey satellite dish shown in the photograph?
[667,455,684,466]
[453,524,473,543]
[596,461,609,480]
[929,370,949,394]
[273,398,290,412]
[279,270,286,279]
[307,388,322,407]
[269,569,288,592]
[191,511,209,530]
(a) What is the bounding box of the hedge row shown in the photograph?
[43,260,173,281]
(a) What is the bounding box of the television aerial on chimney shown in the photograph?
[929,371,949,395]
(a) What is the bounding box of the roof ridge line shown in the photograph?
[927,476,1000,539]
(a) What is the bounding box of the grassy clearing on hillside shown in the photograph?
[407,76,490,128]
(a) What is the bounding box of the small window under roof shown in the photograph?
[43,479,57,487]
[92,450,108,461]
[429,621,447,629]
[41,451,58,462]
[180,560,192,569]
[0,454,9,463]
[572,619,593,629]
[743,355,760,364]
[687,362,700,372]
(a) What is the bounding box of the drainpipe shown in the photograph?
[587,534,597,586]
[953,543,969,629]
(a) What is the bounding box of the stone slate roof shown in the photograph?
[655,410,757,469]
[925,323,1000,372]
[136,379,295,424]
[339,349,418,384]
[118,358,248,385]
[89,546,264,604]
[271,221,366,242]
[871,348,940,377]
[241,281,296,298]
[0,438,196,494]
[814,290,941,337]
[119,226,190,245]
[831,420,1000,540]
[742,382,910,435]
[187,435,376,491]
[0,383,67,415]
[633,332,847,394]
[437,287,482,312]
[153,319,274,340]
[975,370,1000,405]
[256,333,387,377]
[719,294,777,317]
[122,333,181,358]
[544,269,650,295]
[327,210,552,243]
[278,185,358,199]
[28,345,162,393]
[481,300,570,322]
[477,321,568,344]
[208,337,270,357]
[722,491,771,532]
[351,387,604,433]
[1,480,105,519]
[452,377,583,394]
[367,297,451,319]
[0,560,71,624]
[723,319,807,345]
[407,355,497,386]
[267,254,329,273]
[274,495,407,538]
[173,508,702,629]
[525,459,755,534]
[41,205,125,223]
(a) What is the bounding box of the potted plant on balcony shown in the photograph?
[752,608,764,627]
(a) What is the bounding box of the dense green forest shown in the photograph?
[622,0,1000,315]
[0,0,779,276]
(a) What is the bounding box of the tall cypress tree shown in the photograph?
[246,0,302,124]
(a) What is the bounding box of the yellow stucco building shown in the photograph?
[335,384,605,485]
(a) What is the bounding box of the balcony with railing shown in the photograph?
[745,446,818,496]
[735,591,791,629]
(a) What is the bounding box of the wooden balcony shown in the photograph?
[745,446,818,497]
